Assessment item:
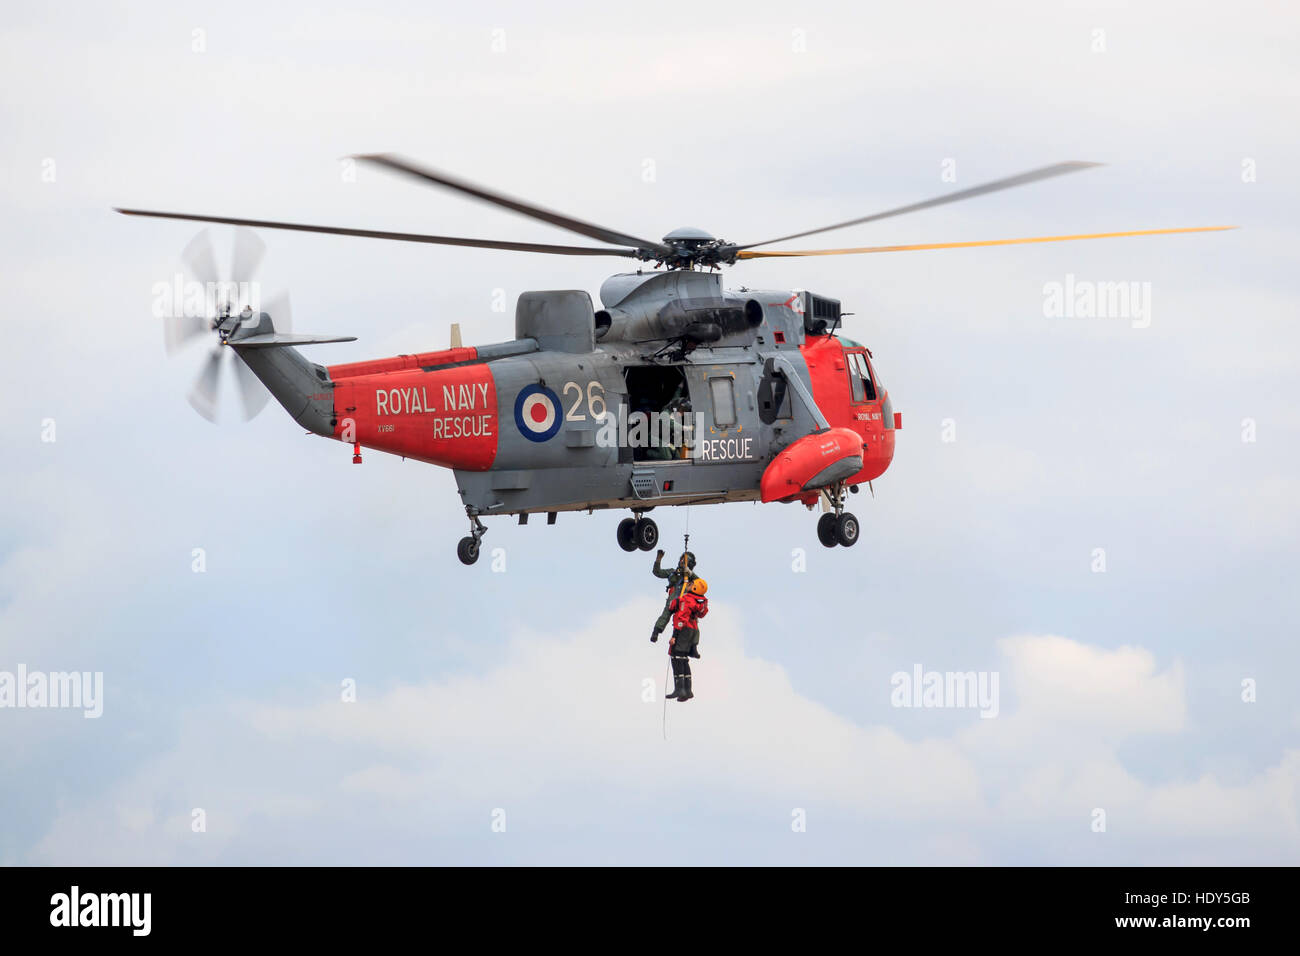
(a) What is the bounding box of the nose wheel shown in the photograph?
[817,485,859,548]
[617,514,659,552]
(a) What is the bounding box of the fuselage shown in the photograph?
[314,280,896,516]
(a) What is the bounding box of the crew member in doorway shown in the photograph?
[663,384,692,460]
[651,550,697,643]
[666,578,708,702]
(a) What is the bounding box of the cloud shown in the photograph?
[247,599,986,817]
[997,634,1185,737]
[24,602,1300,864]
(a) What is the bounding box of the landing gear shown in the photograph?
[634,517,659,551]
[835,512,859,547]
[817,513,840,548]
[817,484,859,549]
[617,517,638,552]
[617,514,659,552]
[458,509,487,565]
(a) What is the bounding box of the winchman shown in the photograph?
[651,549,698,644]
[666,578,708,702]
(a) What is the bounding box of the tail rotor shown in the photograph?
[165,228,290,422]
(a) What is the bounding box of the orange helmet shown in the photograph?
[689,578,708,596]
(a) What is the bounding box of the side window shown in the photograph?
[709,377,737,427]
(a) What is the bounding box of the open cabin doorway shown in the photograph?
[623,364,692,462]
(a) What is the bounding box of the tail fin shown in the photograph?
[229,311,348,437]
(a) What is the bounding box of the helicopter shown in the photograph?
[117,154,1231,565]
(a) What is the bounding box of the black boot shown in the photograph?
[677,675,694,702]
[666,659,683,699]
[666,674,683,699]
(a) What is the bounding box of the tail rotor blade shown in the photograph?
[262,291,292,333]
[231,351,270,420]
[181,229,220,287]
[181,229,221,318]
[229,227,266,292]
[187,350,224,422]
[163,314,211,356]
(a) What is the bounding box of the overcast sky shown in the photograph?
[2,0,1298,864]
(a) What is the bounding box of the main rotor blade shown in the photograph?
[734,225,1237,259]
[187,350,224,423]
[736,161,1102,251]
[116,208,638,257]
[231,351,270,421]
[354,153,670,256]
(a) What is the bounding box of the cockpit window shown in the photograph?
[863,353,882,394]
[855,353,877,400]
[848,357,865,402]
[846,350,876,402]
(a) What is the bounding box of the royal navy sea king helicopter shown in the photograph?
[117,155,1230,564]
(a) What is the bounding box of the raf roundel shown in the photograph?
[514,384,562,442]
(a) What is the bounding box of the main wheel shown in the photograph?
[634,517,659,551]
[616,517,639,552]
[457,536,481,565]
[817,513,840,548]
[836,512,860,548]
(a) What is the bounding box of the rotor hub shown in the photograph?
[662,226,715,249]
[654,227,737,270]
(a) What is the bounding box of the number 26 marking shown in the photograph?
[563,381,607,421]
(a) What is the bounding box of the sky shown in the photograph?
[1,0,1298,864]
